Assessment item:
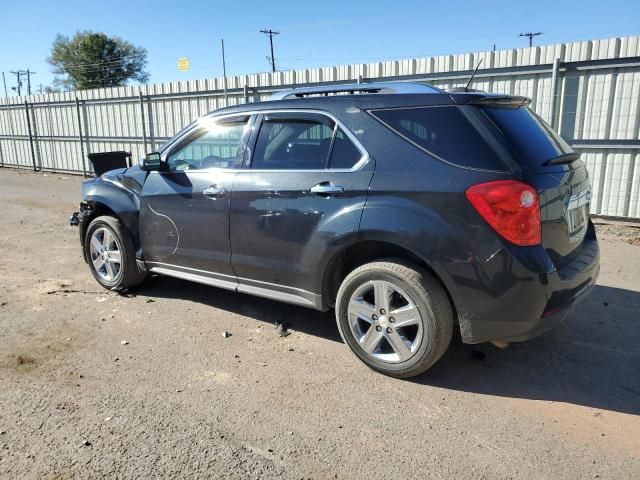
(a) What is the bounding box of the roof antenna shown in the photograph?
[464,58,484,90]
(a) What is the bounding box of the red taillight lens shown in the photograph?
[465,180,541,246]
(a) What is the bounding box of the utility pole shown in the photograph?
[519,32,543,47]
[25,69,35,95]
[260,29,280,72]
[10,70,24,96]
[221,38,228,101]
[2,72,8,97]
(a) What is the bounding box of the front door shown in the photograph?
[229,111,374,306]
[140,115,251,285]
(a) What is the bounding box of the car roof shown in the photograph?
[204,81,527,119]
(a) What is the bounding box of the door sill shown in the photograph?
[147,263,323,310]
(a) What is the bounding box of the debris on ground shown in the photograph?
[120,340,129,345]
[275,321,291,337]
[222,331,232,338]
[81,440,91,447]
[145,298,155,303]
[16,355,35,366]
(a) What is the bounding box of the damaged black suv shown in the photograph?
[71,82,599,378]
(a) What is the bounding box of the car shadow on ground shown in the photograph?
[138,278,640,416]
[416,285,640,416]
[136,274,343,343]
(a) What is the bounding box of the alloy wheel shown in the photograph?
[347,280,424,363]
[89,227,122,282]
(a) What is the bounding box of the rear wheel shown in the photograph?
[335,259,453,378]
[84,216,145,291]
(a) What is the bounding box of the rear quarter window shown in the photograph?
[370,106,506,171]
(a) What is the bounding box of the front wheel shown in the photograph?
[84,216,145,291]
[335,259,453,378]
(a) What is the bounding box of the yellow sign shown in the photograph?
[177,58,189,72]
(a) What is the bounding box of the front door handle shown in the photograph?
[310,182,344,197]
[202,185,227,198]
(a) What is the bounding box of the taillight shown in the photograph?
[465,180,541,246]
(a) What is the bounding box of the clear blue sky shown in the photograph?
[1,0,638,93]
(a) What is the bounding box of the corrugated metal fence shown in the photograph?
[1,35,639,218]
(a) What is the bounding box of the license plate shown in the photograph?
[566,188,590,240]
[568,205,586,234]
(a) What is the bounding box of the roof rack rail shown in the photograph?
[270,81,441,100]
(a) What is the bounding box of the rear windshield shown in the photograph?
[479,107,573,169]
[370,106,506,171]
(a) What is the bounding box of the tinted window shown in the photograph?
[329,129,363,169]
[252,117,334,170]
[167,120,248,171]
[480,107,573,169]
[371,106,506,171]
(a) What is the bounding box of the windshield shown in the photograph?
[480,106,574,170]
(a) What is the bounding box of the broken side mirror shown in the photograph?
[142,152,162,171]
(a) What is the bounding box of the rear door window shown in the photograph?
[370,106,506,171]
[479,107,573,170]
[251,114,334,170]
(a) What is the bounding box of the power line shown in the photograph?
[53,54,146,69]
[260,29,280,73]
[520,32,543,47]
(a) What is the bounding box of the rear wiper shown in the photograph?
[544,152,580,166]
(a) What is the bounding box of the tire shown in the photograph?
[84,215,145,291]
[335,259,453,378]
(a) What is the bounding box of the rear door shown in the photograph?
[474,104,591,266]
[229,111,373,305]
[140,116,251,283]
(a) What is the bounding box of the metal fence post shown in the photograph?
[75,98,87,177]
[146,96,155,152]
[244,84,249,104]
[549,58,561,130]
[138,89,148,153]
[24,100,37,171]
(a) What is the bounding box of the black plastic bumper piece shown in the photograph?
[69,212,80,226]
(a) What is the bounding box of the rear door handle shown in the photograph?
[310,182,344,197]
[202,185,227,198]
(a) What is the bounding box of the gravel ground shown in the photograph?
[0,167,639,479]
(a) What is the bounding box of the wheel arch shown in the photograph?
[321,239,460,324]
[81,182,141,260]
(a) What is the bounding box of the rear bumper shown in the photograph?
[467,260,598,343]
[446,225,600,344]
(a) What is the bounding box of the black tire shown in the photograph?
[335,259,453,378]
[84,215,145,291]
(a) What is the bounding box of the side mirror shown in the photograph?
[142,152,162,171]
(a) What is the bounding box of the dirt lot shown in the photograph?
[0,167,639,479]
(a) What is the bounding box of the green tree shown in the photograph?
[47,31,150,90]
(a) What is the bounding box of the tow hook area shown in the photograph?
[69,212,80,226]
[491,340,510,349]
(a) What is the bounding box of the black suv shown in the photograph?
[71,82,599,378]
